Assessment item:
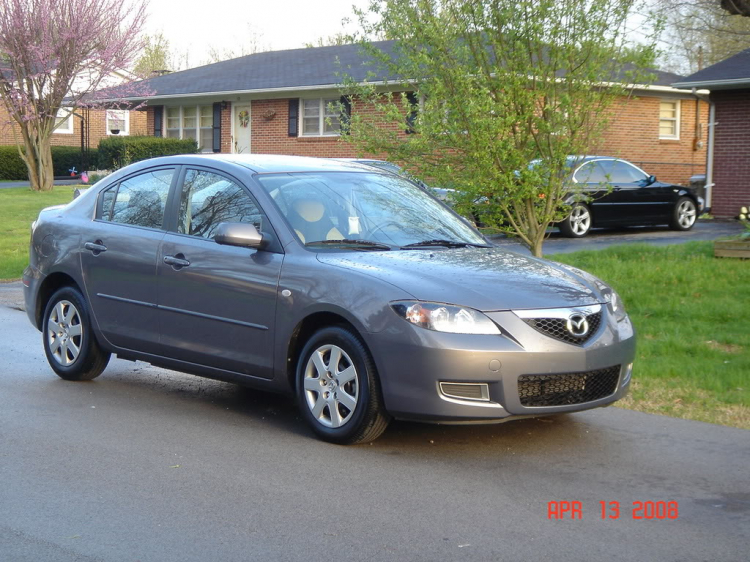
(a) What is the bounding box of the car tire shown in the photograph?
[296,326,390,444]
[42,287,110,381]
[559,202,592,238]
[670,197,697,231]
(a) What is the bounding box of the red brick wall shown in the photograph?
[143,94,707,187]
[594,95,708,185]
[710,89,750,218]
[0,106,148,149]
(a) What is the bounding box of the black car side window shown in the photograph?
[574,161,608,183]
[178,169,264,240]
[609,161,649,183]
[100,169,174,229]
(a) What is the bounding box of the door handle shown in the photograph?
[84,241,107,254]
[163,255,190,268]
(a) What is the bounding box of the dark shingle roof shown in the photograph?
[672,49,750,89]
[130,40,684,100]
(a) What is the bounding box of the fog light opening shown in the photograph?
[439,382,490,402]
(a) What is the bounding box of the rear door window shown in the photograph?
[99,168,174,229]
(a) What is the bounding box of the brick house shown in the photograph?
[127,41,706,185]
[673,48,750,218]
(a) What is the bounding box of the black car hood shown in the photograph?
[317,247,602,311]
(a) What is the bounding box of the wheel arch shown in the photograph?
[285,310,374,394]
[34,271,83,330]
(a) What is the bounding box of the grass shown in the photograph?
[0,187,746,429]
[0,186,76,280]
[551,242,749,430]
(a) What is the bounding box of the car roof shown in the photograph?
[125,154,378,174]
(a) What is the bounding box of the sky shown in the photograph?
[143,0,370,69]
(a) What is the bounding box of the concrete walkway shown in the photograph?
[0,178,84,189]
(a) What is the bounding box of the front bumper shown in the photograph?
[369,308,636,423]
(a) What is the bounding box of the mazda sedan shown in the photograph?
[25,155,635,444]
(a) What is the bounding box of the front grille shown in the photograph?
[518,366,620,407]
[523,311,602,345]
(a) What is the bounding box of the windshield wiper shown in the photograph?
[306,239,392,250]
[401,239,491,249]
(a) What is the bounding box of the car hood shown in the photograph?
[317,247,602,311]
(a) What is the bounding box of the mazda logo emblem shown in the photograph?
[566,314,589,337]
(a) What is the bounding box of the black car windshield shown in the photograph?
[255,172,486,248]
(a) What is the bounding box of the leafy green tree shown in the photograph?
[339,0,658,256]
[134,33,173,78]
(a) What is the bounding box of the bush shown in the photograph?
[0,146,100,180]
[97,136,198,170]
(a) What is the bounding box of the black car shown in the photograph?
[558,156,704,237]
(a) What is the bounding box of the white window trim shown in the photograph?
[54,109,74,135]
[106,109,130,136]
[659,99,681,140]
[164,105,214,152]
[299,98,341,137]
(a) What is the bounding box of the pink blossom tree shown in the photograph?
[0,0,147,191]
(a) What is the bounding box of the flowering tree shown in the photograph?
[0,0,147,191]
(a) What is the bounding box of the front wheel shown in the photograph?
[559,202,592,238]
[296,326,390,444]
[43,287,110,381]
[670,197,697,231]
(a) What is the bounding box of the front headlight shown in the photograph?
[594,281,627,322]
[391,301,501,335]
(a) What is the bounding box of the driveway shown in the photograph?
[0,179,83,189]
[1,286,748,561]
[490,219,744,255]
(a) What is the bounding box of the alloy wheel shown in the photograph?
[570,205,591,235]
[303,344,359,428]
[677,200,697,229]
[47,300,83,366]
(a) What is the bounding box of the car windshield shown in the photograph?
[255,171,486,248]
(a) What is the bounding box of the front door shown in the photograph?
[233,104,251,154]
[157,167,282,378]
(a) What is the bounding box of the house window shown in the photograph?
[106,110,130,135]
[54,109,73,134]
[659,100,680,139]
[164,105,214,152]
[300,98,340,136]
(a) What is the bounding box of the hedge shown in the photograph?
[97,136,198,170]
[0,146,100,180]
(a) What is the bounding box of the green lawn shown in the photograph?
[0,186,76,280]
[0,188,747,428]
[551,242,749,429]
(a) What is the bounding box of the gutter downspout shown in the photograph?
[693,88,715,212]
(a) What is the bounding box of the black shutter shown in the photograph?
[153,105,163,137]
[288,99,299,137]
[340,95,351,135]
[213,102,222,153]
[405,92,418,134]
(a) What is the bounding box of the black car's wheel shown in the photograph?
[559,202,592,238]
[670,197,697,231]
[43,287,110,381]
[296,326,389,444]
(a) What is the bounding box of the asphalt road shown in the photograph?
[491,219,744,255]
[0,285,748,562]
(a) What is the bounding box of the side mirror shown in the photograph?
[214,222,263,249]
[647,175,656,185]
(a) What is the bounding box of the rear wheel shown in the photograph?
[559,202,592,238]
[43,287,110,381]
[670,197,697,231]
[296,326,389,444]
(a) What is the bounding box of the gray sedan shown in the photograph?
[24,155,635,444]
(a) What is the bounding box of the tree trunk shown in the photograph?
[530,235,544,258]
[21,133,54,192]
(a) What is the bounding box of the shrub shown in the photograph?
[0,146,100,180]
[97,136,198,170]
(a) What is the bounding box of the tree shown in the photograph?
[204,24,268,64]
[657,0,750,74]
[134,32,173,78]
[304,33,352,48]
[0,0,146,191]
[339,0,657,257]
